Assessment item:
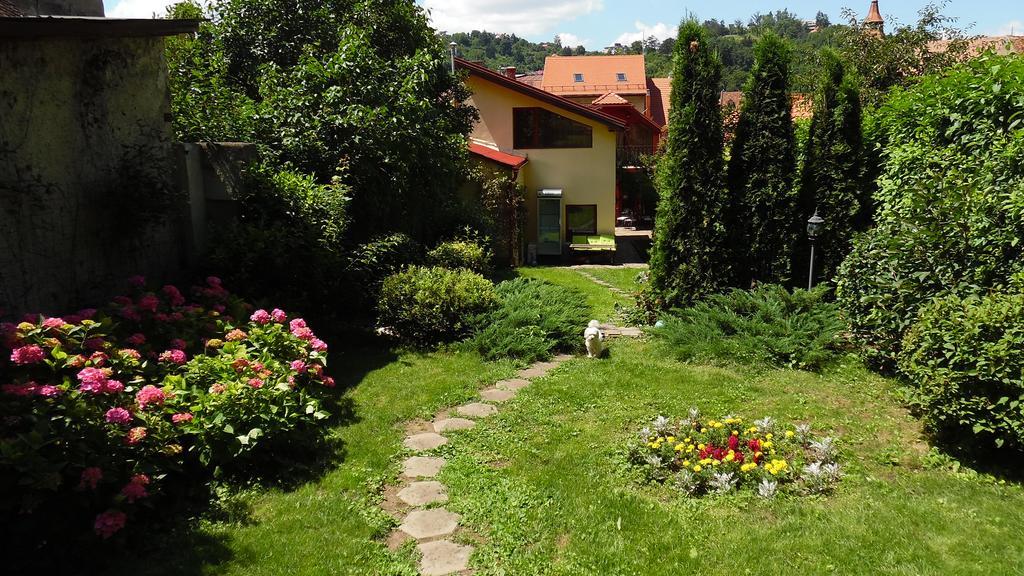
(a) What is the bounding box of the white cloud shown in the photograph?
[421,0,603,37]
[108,0,176,18]
[613,21,674,46]
[992,20,1024,36]
[556,32,591,49]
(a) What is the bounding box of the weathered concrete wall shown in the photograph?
[0,36,187,315]
[10,0,103,16]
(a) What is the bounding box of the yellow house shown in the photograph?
[456,58,625,258]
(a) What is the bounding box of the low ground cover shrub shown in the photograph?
[0,277,335,553]
[651,285,844,371]
[628,409,842,497]
[377,266,497,346]
[899,291,1024,455]
[466,278,591,362]
[427,229,493,274]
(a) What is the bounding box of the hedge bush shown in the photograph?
[466,278,591,362]
[652,285,844,371]
[427,230,492,274]
[899,291,1024,454]
[0,277,335,555]
[377,266,497,346]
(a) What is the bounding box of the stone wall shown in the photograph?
[0,35,189,315]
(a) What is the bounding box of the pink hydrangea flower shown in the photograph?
[206,276,222,287]
[113,296,132,306]
[162,285,186,307]
[79,467,103,490]
[126,333,146,346]
[309,364,323,378]
[322,376,336,388]
[292,327,315,341]
[171,412,193,425]
[37,384,61,397]
[77,308,98,320]
[105,407,132,425]
[137,294,160,313]
[10,345,45,365]
[159,349,187,364]
[103,380,125,394]
[128,275,146,289]
[94,510,126,539]
[41,317,66,330]
[120,480,148,503]
[77,367,109,393]
[89,351,108,366]
[135,385,167,410]
[2,382,38,396]
[251,361,265,372]
[170,338,187,350]
[248,378,264,389]
[231,358,249,373]
[66,354,87,368]
[125,427,147,445]
[209,383,226,394]
[289,318,307,331]
[310,339,328,352]
[290,360,307,374]
[120,307,141,322]
[225,329,247,341]
[271,309,287,323]
[250,309,271,324]
[84,337,106,351]
[212,304,225,314]
[119,349,141,361]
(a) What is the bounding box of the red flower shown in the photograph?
[728,435,740,451]
[748,438,762,452]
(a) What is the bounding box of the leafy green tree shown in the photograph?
[796,48,866,282]
[649,20,728,308]
[725,33,799,286]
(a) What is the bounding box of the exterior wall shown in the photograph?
[11,0,103,16]
[466,75,617,248]
[563,94,646,114]
[0,36,186,315]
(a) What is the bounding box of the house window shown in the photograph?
[513,107,593,149]
[616,72,627,82]
[566,205,597,240]
[574,73,584,83]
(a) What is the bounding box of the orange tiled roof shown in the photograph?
[865,0,884,24]
[592,92,631,106]
[517,71,544,88]
[469,142,528,170]
[0,0,23,17]
[929,36,1024,56]
[542,55,648,96]
[647,78,671,128]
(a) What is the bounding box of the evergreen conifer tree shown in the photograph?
[648,20,728,308]
[725,32,798,287]
[796,48,865,281]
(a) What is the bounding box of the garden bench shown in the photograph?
[570,234,617,263]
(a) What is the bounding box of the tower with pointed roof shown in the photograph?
[864,0,885,36]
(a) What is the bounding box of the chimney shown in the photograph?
[501,66,517,79]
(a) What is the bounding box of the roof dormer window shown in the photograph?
[616,73,627,82]
[574,73,584,83]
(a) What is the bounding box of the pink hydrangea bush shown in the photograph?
[0,277,335,547]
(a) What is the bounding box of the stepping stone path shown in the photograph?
[387,353,576,575]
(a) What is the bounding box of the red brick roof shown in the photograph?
[517,71,544,88]
[592,92,630,106]
[865,0,884,24]
[542,55,648,96]
[469,143,528,170]
[647,77,671,128]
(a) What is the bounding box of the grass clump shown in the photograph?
[465,278,591,362]
[653,284,844,371]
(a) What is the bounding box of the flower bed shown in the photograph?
[0,277,335,546]
[628,409,841,497]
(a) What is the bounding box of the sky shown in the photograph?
[103,0,1022,50]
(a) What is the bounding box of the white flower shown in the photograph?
[757,479,778,499]
[653,415,672,435]
[675,470,699,495]
[709,472,737,494]
[809,437,837,462]
[795,423,812,443]
[754,416,777,434]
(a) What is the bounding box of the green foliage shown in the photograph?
[899,291,1024,455]
[725,33,800,286]
[649,21,728,308]
[478,173,527,268]
[796,48,867,281]
[342,233,423,310]
[652,285,844,371]
[447,30,560,73]
[466,278,591,362]
[427,229,493,274]
[377,266,498,346]
[836,54,1024,370]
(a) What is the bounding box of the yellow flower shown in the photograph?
[732,430,739,436]
[785,431,795,438]
[667,436,676,443]
[697,443,706,451]
[683,460,690,467]
[700,427,708,433]
[675,444,685,451]
[763,441,774,449]
[725,453,735,462]
[766,433,774,440]
[693,465,702,472]
[714,422,725,429]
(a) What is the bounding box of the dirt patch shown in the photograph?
[380,483,412,519]
[488,459,511,469]
[385,529,414,551]
[404,419,434,435]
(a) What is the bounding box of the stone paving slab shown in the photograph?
[479,388,515,403]
[456,402,498,418]
[495,378,531,391]
[402,456,446,478]
[518,362,558,378]
[418,540,474,576]
[400,508,461,540]
[433,418,476,433]
[552,354,574,362]
[398,481,448,506]
[404,432,448,452]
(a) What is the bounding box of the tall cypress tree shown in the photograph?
[796,48,865,281]
[649,20,727,308]
[725,32,798,287]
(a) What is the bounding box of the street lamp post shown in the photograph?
[806,211,825,291]
[449,42,458,74]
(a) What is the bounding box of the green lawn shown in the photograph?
[517,266,632,321]
[113,268,1024,575]
[577,266,646,294]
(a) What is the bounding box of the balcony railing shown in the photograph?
[617,145,656,167]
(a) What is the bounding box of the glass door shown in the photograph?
[537,195,562,255]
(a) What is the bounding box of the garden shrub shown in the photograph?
[899,291,1024,454]
[466,278,591,362]
[377,266,497,346]
[652,285,844,371]
[628,410,842,497]
[343,233,423,310]
[835,54,1024,371]
[0,277,335,554]
[427,229,493,274]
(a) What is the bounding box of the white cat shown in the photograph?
[584,320,604,358]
